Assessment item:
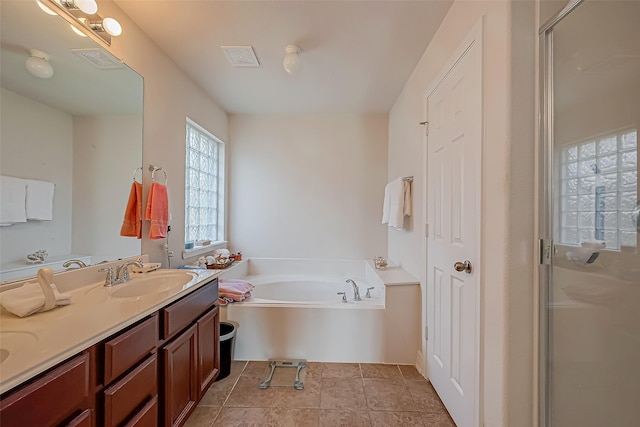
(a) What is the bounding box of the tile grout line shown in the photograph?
[211,360,249,425]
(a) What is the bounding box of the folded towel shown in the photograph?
[25,179,55,220]
[145,182,169,239]
[0,282,71,318]
[120,181,143,238]
[0,175,26,225]
[382,177,412,229]
[219,279,254,305]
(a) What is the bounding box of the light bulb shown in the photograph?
[74,0,97,14]
[102,17,122,36]
[36,0,57,15]
[26,49,54,79]
[283,45,302,75]
[70,23,87,37]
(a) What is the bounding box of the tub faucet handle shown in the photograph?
[366,287,375,298]
[337,292,347,303]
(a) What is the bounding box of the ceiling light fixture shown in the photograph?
[282,44,302,75]
[25,49,54,79]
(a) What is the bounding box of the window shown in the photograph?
[559,128,637,249]
[185,119,225,248]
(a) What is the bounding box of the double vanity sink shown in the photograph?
[0,267,218,395]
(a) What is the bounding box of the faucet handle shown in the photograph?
[337,292,347,303]
[98,267,115,287]
[366,287,375,298]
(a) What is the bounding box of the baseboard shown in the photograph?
[415,349,425,377]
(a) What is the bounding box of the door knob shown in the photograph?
[454,260,472,274]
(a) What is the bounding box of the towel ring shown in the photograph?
[132,167,143,183]
[151,167,168,185]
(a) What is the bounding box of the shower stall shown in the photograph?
[539,0,640,425]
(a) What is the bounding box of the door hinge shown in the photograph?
[425,224,429,238]
[539,238,553,265]
[425,326,428,341]
[420,120,429,135]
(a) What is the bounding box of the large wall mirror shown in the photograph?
[0,0,143,282]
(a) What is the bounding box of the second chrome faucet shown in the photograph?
[99,260,143,287]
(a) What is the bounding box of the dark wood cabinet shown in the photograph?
[103,353,157,427]
[162,324,198,427]
[160,279,220,427]
[197,306,220,398]
[0,352,91,427]
[0,278,218,427]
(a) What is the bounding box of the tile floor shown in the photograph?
[185,361,456,427]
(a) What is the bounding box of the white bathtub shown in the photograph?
[219,258,420,364]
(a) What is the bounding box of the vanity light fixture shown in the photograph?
[282,44,302,75]
[26,49,54,79]
[45,0,123,45]
[60,0,97,15]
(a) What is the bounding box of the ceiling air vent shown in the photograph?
[70,48,124,70]
[221,45,260,67]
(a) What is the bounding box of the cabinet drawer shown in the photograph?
[104,354,157,427]
[124,395,158,427]
[161,279,218,340]
[105,314,158,384]
[67,408,92,427]
[0,352,90,427]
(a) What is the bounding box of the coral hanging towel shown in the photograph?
[120,181,143,238]
[146,182,169,239]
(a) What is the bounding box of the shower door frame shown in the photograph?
[537,0,585,425]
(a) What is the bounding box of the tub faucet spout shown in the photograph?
[346,279,361,301]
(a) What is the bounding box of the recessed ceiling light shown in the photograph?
[221,46,260,67]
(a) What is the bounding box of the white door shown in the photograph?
[426,24,482,427]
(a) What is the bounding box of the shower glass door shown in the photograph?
[541,0,640,425]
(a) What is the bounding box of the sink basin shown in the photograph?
[109,271,196,298]
[0,331,39,365]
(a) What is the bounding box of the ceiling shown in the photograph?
[114,0,454,114]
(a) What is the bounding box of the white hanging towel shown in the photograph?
[382,177,412,229]
[25,179,55,220]
[0,175,27,226]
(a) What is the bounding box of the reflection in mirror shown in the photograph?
[0,0,143,283]
[544,0,639,425]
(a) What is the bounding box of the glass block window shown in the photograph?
[560,129,637,249]
[185,119,224,245]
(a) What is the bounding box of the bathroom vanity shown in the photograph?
[0,268,220,427]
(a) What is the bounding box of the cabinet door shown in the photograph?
[162,324,198,427]
[197,306,220,397]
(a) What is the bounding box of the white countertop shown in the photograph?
[365,260,420,286]
[0,268,220,395]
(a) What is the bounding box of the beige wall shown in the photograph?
[388,1,537,425]
[0,88,73,263]
[228,114,388,259]
[98,0,229,266]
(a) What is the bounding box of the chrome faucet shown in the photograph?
[115,260,143,283]
[346,279,361,301]
[63,259,87,269]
